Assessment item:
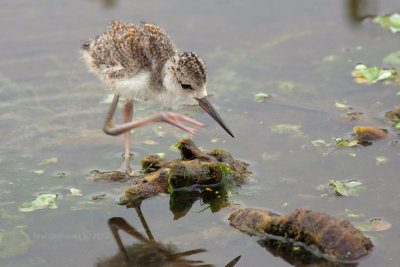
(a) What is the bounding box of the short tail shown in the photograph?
[81,41,91,51]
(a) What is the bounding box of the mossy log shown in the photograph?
[229,208,373,263]
[124,139,250,199]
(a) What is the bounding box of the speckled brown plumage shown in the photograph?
[82,22,176,86]
[80,21,208,102]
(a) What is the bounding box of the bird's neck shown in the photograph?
[162,56,180,97]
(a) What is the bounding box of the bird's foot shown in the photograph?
[118,161,137,177]
[158,111,206,135]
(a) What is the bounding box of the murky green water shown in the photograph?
[1,0,400,266]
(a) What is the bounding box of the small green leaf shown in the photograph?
[335,138,358,148]
[355,64,367,71]
[311,139,328,147]
[376,156,388,165]
[329,180,346,196]
[69,188,83,196]
[335,102,348,109]
[38,157,58,166]
[389,13,400,28]
[33,170,45,175]
[329,180,366,196]
[347,213,362,218]
[360,67,380,81]
[373,13,400,33]
[254,93,270,99]
[377,70,393,81]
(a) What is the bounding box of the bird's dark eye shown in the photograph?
[180,83,193,90]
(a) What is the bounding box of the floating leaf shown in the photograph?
[335,138,359,148]
[329,180,366,196]
[144,139,157,145]
[152,126,166,137]
[18,194,58,212]
[32,169,45,175]
[385,106,400,128]
[376,156,388,165]
[352,64,395,83]
[254,92,271,102]
[373,13,400,33]
[91,194,106,200]
[270,124,303,136]
[69,188,83,196]
[335,102,348,109]
[311,139,328,147]
[347,213,362,218]
[38,157,58,166]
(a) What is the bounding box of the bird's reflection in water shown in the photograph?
[347,0,379,24]
[96,201,241,267]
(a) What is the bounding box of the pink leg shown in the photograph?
[103,94,206,136]
[103,94,206,174]
[122,99,133,175]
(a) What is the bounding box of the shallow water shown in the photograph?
[1,0,400,266]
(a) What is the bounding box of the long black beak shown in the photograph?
[196,97,234,138]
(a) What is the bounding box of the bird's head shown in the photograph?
[171,52,234,138]
[173,52,207,99]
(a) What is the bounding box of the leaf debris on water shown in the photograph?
[38,157,58,166]
[144,139,157,145]
[376,156,388,165]
[329,180,366,196]
[311,139,329,147]
[352,64,395,84]
[335,138,359,148]
[335,101,348,109]
[385,106,400,129]
[18,194,58,212]
[32,169,45,175]
[91,194,106,200]
[254,92,271,102]
[373,13,400,33]
[270,124,304,136]
[68,188,83,196]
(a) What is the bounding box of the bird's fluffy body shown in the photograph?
[81,21,207,103]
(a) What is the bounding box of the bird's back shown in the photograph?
[81,22,177,86]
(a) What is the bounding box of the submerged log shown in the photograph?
[229,208,373,263]
[124,139,251,200]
